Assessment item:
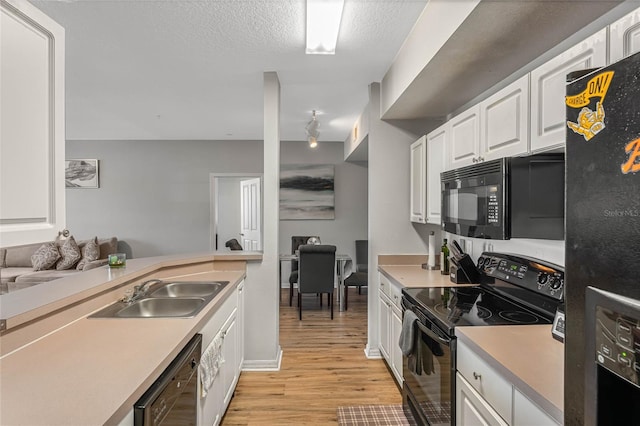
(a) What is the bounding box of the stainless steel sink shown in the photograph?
[115,297,205,318]
[149,281,227,298]
[88,280,229,319]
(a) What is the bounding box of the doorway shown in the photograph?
[210,173,263,251]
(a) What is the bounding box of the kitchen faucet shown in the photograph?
[121,279,163,303]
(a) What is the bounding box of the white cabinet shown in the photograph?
[410,136,427,223]
[378,274,403,385]
[391,306,403,382]
[610,6,640,63]
[456,373,508,426]
[513,388,561,426]
[378,291,391,360]
[480,75,530,161]
[199,284,243,426]
[426,124,447,224]
[530,28,607,152]
[0,0,66,245]
[237,281,245,370]
[456,340,561,426]
[221,311,238,407]
[457,340,512,423]
[449,105,481,169]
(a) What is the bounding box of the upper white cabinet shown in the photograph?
[0,0,66,246]
[426,123,447,225]
[610,7,640,63]
[410,136,427,223]
[530,28,607,152]
[449,105,481,169]
[480,75,530,161]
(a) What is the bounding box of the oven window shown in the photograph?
[403,330,453,426]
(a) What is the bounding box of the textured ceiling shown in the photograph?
[31,0,428,142]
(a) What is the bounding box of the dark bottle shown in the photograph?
[441,238,450,275]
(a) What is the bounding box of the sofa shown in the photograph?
[0,237,118,294]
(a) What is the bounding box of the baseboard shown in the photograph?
[364,343,382,359]
[241,346,282,371]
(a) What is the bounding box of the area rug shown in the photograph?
[337,404,418,425]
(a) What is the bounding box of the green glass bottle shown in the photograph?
[440,238,450,275]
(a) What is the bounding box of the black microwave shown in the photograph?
[440,154,565,240]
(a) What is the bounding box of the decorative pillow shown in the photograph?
[31,242,60,271]
[56,236,81,270]
[76,237,100,270]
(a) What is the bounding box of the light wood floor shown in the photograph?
[221,288,402,425]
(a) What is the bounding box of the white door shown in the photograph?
[240,178,261,251]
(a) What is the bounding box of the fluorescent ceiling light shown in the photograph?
[306,0,345,54]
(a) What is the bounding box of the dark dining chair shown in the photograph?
[343,240,368,310]
[297,244,336,320]
[289,235,319,306]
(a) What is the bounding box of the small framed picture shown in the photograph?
[65,159,99,188]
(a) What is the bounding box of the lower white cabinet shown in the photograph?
[199,282,244,426]
[456,340,560,426]
[456,373,508,426]
[513,388,560,426]
[378,274,403,385]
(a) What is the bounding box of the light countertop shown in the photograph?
[0,251,262,331]
[0,269,245,426]
[377,254,477,289]
[456,325,564,423]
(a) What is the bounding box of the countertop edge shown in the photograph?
[455,329,563,423]
[0,251,262,330]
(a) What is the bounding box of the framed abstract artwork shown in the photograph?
[280,164,335,220]
[65,159,99,188]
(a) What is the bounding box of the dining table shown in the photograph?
[279,252,352,312]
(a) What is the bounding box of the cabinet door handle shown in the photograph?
[473,372,482,380]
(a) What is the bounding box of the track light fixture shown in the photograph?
[306,110,320,148]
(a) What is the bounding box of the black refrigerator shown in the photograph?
[565,51,640,425]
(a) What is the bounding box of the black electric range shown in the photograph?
[401,252,564,426]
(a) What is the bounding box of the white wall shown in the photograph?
[242,72,281,370]
[366,82,440,357]
[65,140,263,257]
[279,141,368,283]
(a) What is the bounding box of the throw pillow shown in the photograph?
[31,242,60,271]
[56,236,82,270]
[76,237,100,270]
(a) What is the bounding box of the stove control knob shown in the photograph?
[477,257,486,268]
[537,273,549,286]
[550,277,563,290]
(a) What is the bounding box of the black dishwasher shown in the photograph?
[134,333,202,426]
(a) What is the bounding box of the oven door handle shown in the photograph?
[414,320,451,346]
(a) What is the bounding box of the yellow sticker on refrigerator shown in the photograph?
[566,71,614,141]
[621,138,640,175]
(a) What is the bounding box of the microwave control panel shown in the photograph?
[477,252,564,301]
[595,305,639,387]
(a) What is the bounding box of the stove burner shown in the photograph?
[498,310,539,324]
[433,303,493,320]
